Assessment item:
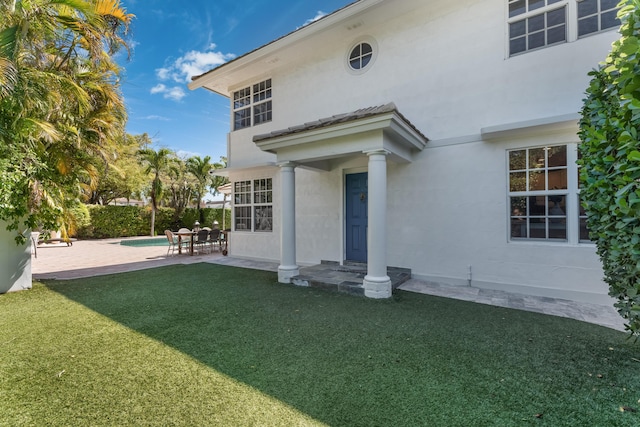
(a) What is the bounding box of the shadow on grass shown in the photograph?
[46,263,640,426]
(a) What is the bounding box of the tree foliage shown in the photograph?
[0,0,134,243]
[579,0,640,337]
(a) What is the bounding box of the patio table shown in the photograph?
[176,230,196,255]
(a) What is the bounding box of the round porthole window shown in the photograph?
[346,37,377,74]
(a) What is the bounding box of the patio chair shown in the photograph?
[194,229,210,254]
[164,230,179,257]
[177,227,192,251]
[208,229,221,252]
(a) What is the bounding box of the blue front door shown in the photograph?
[345,172,368,262]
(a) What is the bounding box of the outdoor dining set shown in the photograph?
[164,223,228,257]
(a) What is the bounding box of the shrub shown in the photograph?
[579,0,640,337]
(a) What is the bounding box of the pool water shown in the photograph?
[120,237,169,247]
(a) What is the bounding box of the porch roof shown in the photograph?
[253,103,428,169]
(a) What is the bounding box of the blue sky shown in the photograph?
[119,0,354,163]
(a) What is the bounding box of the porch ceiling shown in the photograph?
[253,103,428,170]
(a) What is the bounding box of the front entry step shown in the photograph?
[290,261,411,297]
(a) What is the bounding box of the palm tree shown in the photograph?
[0,0,134,242]
[139,147,175,237]
[186,155,213,223]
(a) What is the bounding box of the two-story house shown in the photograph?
[189,0,621,304]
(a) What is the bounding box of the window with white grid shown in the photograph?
[233,179,273,232]
[508,0,567,56]
[577,0,620,37]
[232,79,272,130]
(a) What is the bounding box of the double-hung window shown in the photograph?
[508,144,589,243]
[577,0,620,37]
[232,79,272,130]
[508,0,567,56]
[233,179,273,232]
[507,144,589,244]
[507,1,621,57]
[509,145,568,240]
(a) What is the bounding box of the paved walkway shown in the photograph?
[31,237,626,332]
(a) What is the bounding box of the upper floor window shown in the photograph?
[232,79,272,131]
[508,0,567,56]
[349,42,373,70]
[577,0,620,37]
[507,0,620,56]
[345,37,378,75]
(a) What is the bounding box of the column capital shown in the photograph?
[277,161,298,169]
[363,149,390,157]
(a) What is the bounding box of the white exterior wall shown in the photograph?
[221,0,618,304]
[0,223,32,293]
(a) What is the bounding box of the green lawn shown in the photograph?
[1,263,639,426]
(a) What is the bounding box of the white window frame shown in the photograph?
[506,1,620,57]
[507,0,569,56]
[577,0,620,38]
[233,178,273,232]
[232,78,272,131]
[507,143,589,244]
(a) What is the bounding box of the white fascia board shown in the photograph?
[209,163,277,177]
[188,0,385,94]
[481,113,580,140]
[255,112,427,155]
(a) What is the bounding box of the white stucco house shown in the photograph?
[189,0,621,304]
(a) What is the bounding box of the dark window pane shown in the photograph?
[528,14,545,32]
[578,16,598,36]
[530,218,547,238]
[548,220,567,239]
[234,108,251,130]
[602,0,619,10]
[529,170,545,191]
[509,150,527,170]
[529,196,546,216]
[580,218,591,241]
[361,55,372,68]
[510,172,527,192]
[548,195,566,216]
[601,10,620,30]
[548,145,567,167]
[510,20,526,38]
[578,0,598,17]
[547,24,566,44]
[548,0,563,4]
[509,0,526,17]
[511,197,527,217]
[361,43,372,55]
[529,148,546,169]
[511,218,527,238]
[548,168,567,190]
[547,7,566,27]
[529,0,545,11]
[349,45,361,60]
[510,37,527,55]
[254,206,272,231]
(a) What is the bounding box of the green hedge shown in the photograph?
[76,205,231,239]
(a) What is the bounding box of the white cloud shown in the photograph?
[156,44,236,83]
[141,115,171,121]
[150,83,186,101]
[299,11,327,28]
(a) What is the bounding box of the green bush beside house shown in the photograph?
[75,206,230,239]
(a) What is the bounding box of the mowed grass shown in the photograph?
[1,263,639,426]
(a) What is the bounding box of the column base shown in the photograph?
[278,265,300,283]
[363,275,392,299]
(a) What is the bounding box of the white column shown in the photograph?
[278,162,299,283]
[363,150,392,298]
